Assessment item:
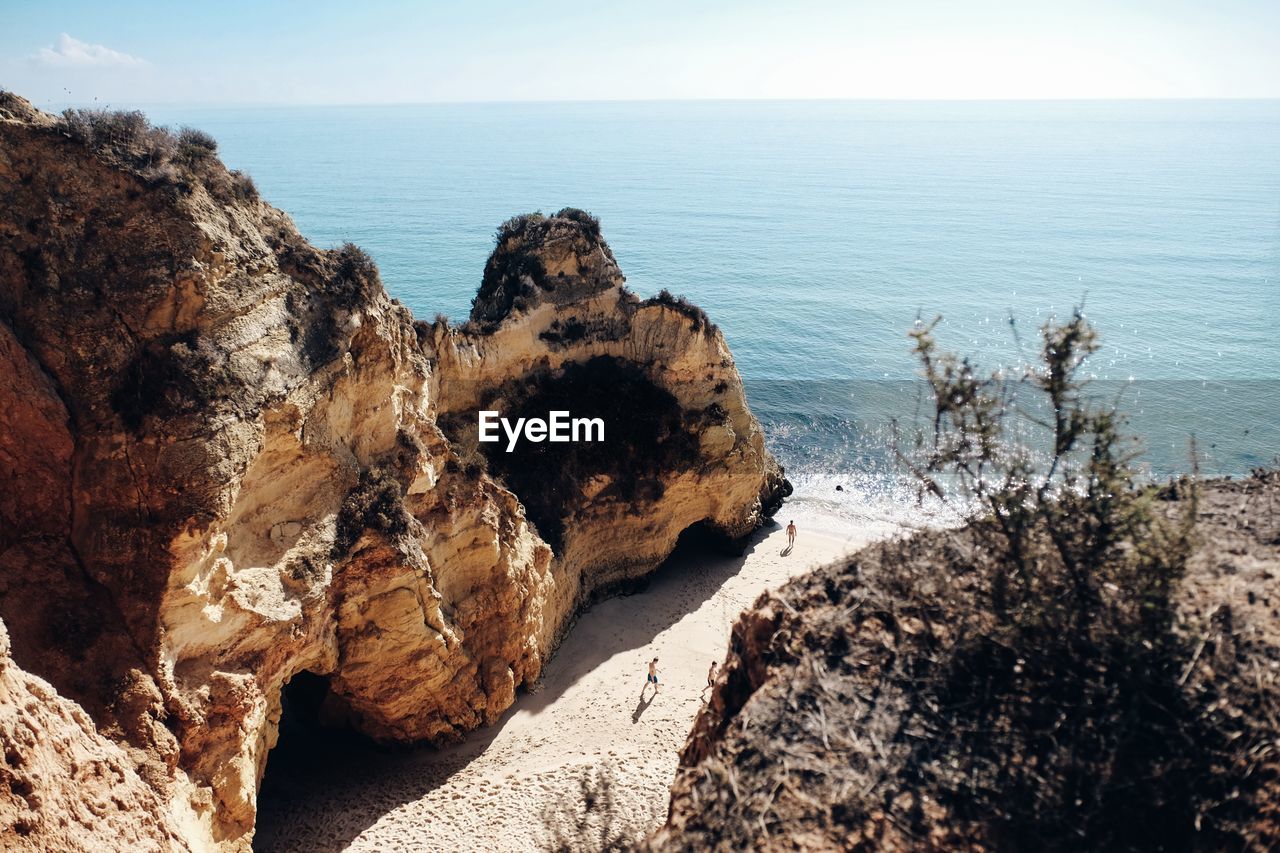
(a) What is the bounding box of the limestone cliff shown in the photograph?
[0,92,787,849]
[432,211,787,620]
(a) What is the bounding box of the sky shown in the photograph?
[2,0,1278,106]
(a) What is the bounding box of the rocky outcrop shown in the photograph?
[432,211,787,618]
[651,473,1280,851]
[0,618,188,851]
[0,92,787,849]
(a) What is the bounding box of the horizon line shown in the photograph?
[19,94,1280,111]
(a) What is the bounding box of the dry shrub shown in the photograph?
[898,310,1198,648]
[332,468,409,556]
[643,289,714,334]
[658,312,1277,850]
[55,108,258,203]
[886,310,1212,845]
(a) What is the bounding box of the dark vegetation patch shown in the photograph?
[109,330,233,430]
[443,451,488,480]
[332,468,410,557]
[660,312,1279,850]
[43,597,105,661]
[549,206,602,239]
[412,320,434,347]
[330,243,379,308]
[471,212,549,325]
[227,170,258,203]
[298,307,343,368]
[282,242,383,367]
[448,357,700,554]
[175,126,217,163]
[685,402,728,429]
[413,314,453,346]
[55,108,258,204]
[311,242,381,361]
[538,317,588,345]
[394,428,426,471]
[470,208,614,328]
[643,289,715,334]
[270,224,328,284]
[286,556,324,584]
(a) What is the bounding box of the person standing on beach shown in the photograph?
[647,657,662,693]
[786,520,797,546]
[701,661,718,699]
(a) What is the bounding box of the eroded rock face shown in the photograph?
[0,618,188,851]
[433,210,787,621]
[0,93,787,849]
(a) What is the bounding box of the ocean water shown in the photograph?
[141,100,1280,523]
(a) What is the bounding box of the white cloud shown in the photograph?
[32,33,147,68]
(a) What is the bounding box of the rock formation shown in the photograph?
[651,473,1280,850]
[0,618,189,851]
[0,92,787,849]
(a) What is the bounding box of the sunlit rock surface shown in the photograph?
[0,91,786,849]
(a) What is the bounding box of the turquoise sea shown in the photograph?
[141,100,1280,522]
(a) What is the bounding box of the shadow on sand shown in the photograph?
[632,689,655,724]
[252,519,778,852]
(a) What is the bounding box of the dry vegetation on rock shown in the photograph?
[471,208,618,328]
[653,315,1280,851]
[644,289,715,334]
[56,106,258,203]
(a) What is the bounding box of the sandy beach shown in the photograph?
[253,511,897,851]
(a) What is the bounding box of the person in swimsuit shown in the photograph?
[786,520,797,546]
[701,661,718,699]
[647,657,661,693]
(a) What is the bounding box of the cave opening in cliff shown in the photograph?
[671,518,743,555]
[592,519,747,605]
[443,356,703,555]
[255,670,377,845]
[258,672,332,802]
